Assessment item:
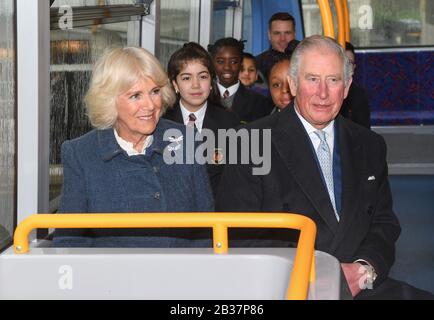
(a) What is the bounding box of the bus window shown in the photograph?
[159,0,196,69]
[0,0,15,252]
[211,0,241,44]
[49,2,142,205]
[301,0,434,48]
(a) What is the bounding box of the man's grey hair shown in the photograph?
[289,35,353,87]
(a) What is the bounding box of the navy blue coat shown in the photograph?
[52,118,214,248]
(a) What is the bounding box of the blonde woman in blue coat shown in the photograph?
[52,47,213,248]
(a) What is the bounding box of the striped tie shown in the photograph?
[314,130,339,221]
[187,113,196,128]
[223,89,230,99]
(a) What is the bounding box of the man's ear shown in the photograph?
[343,77,353,99]
[288,75,297,97]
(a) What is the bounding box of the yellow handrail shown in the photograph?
[342,0,350,42]
[13,212,317,300]
[317,0,335,38]
[334,0,346,47]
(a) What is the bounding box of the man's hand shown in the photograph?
[341,263,365,298]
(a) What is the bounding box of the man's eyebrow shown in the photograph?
[304,73,343,78]
[326,74,343,79]
[304,73,320,77]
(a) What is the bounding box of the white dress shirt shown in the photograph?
[217,81,240,98]
[179,100,207,132]
[294,104,335,156]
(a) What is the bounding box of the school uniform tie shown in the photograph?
[223,89,230,99]
[314,130,339,221]
[187,113,197,128]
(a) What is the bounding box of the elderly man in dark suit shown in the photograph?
[216,35,433,299]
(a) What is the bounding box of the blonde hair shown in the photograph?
[84,47,176,129]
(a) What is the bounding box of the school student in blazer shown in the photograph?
[216,36,433,299]
[268,55,293,114]
[208,37,273,123]
[164,42,239,196]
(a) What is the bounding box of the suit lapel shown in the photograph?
[203,104,218,133]
[232,85,247,115]
[272,106,339,234]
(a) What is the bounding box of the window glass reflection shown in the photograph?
[301,0,434,47]
[51,0,135,7]
[159,0,193,69]
[211,0,237,44]
[50,22,139,202]
[0,0,15,251]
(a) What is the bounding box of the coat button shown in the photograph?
[153,192,160,200]
[367,206,374,215]
[153,166,159,173]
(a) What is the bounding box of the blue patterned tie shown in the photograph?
[314,130,339,221]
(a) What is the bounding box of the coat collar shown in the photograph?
[97,118,176,161]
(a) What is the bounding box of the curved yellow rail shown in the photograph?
[343,0,350,42]
[317,0,335,38]
[334,0,346,47]
[13,212,317,300]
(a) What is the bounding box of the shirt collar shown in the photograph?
[217,81,240,98]
[98,120,176,161]
[179,100,207,131]
[294,103,335,137]
[179,100,207,123]
[113,129,154,156]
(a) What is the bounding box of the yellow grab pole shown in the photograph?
[334,0,346,47]
[285,215,317,300]
[213,223,228,254]
[317,0,335,38]
[343,0,350,42]
[13,212,317,300]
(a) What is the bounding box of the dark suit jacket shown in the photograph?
[340,83,371,129]
[216,105,401,283]
[231,84,274,123]
[164,102,240,196]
